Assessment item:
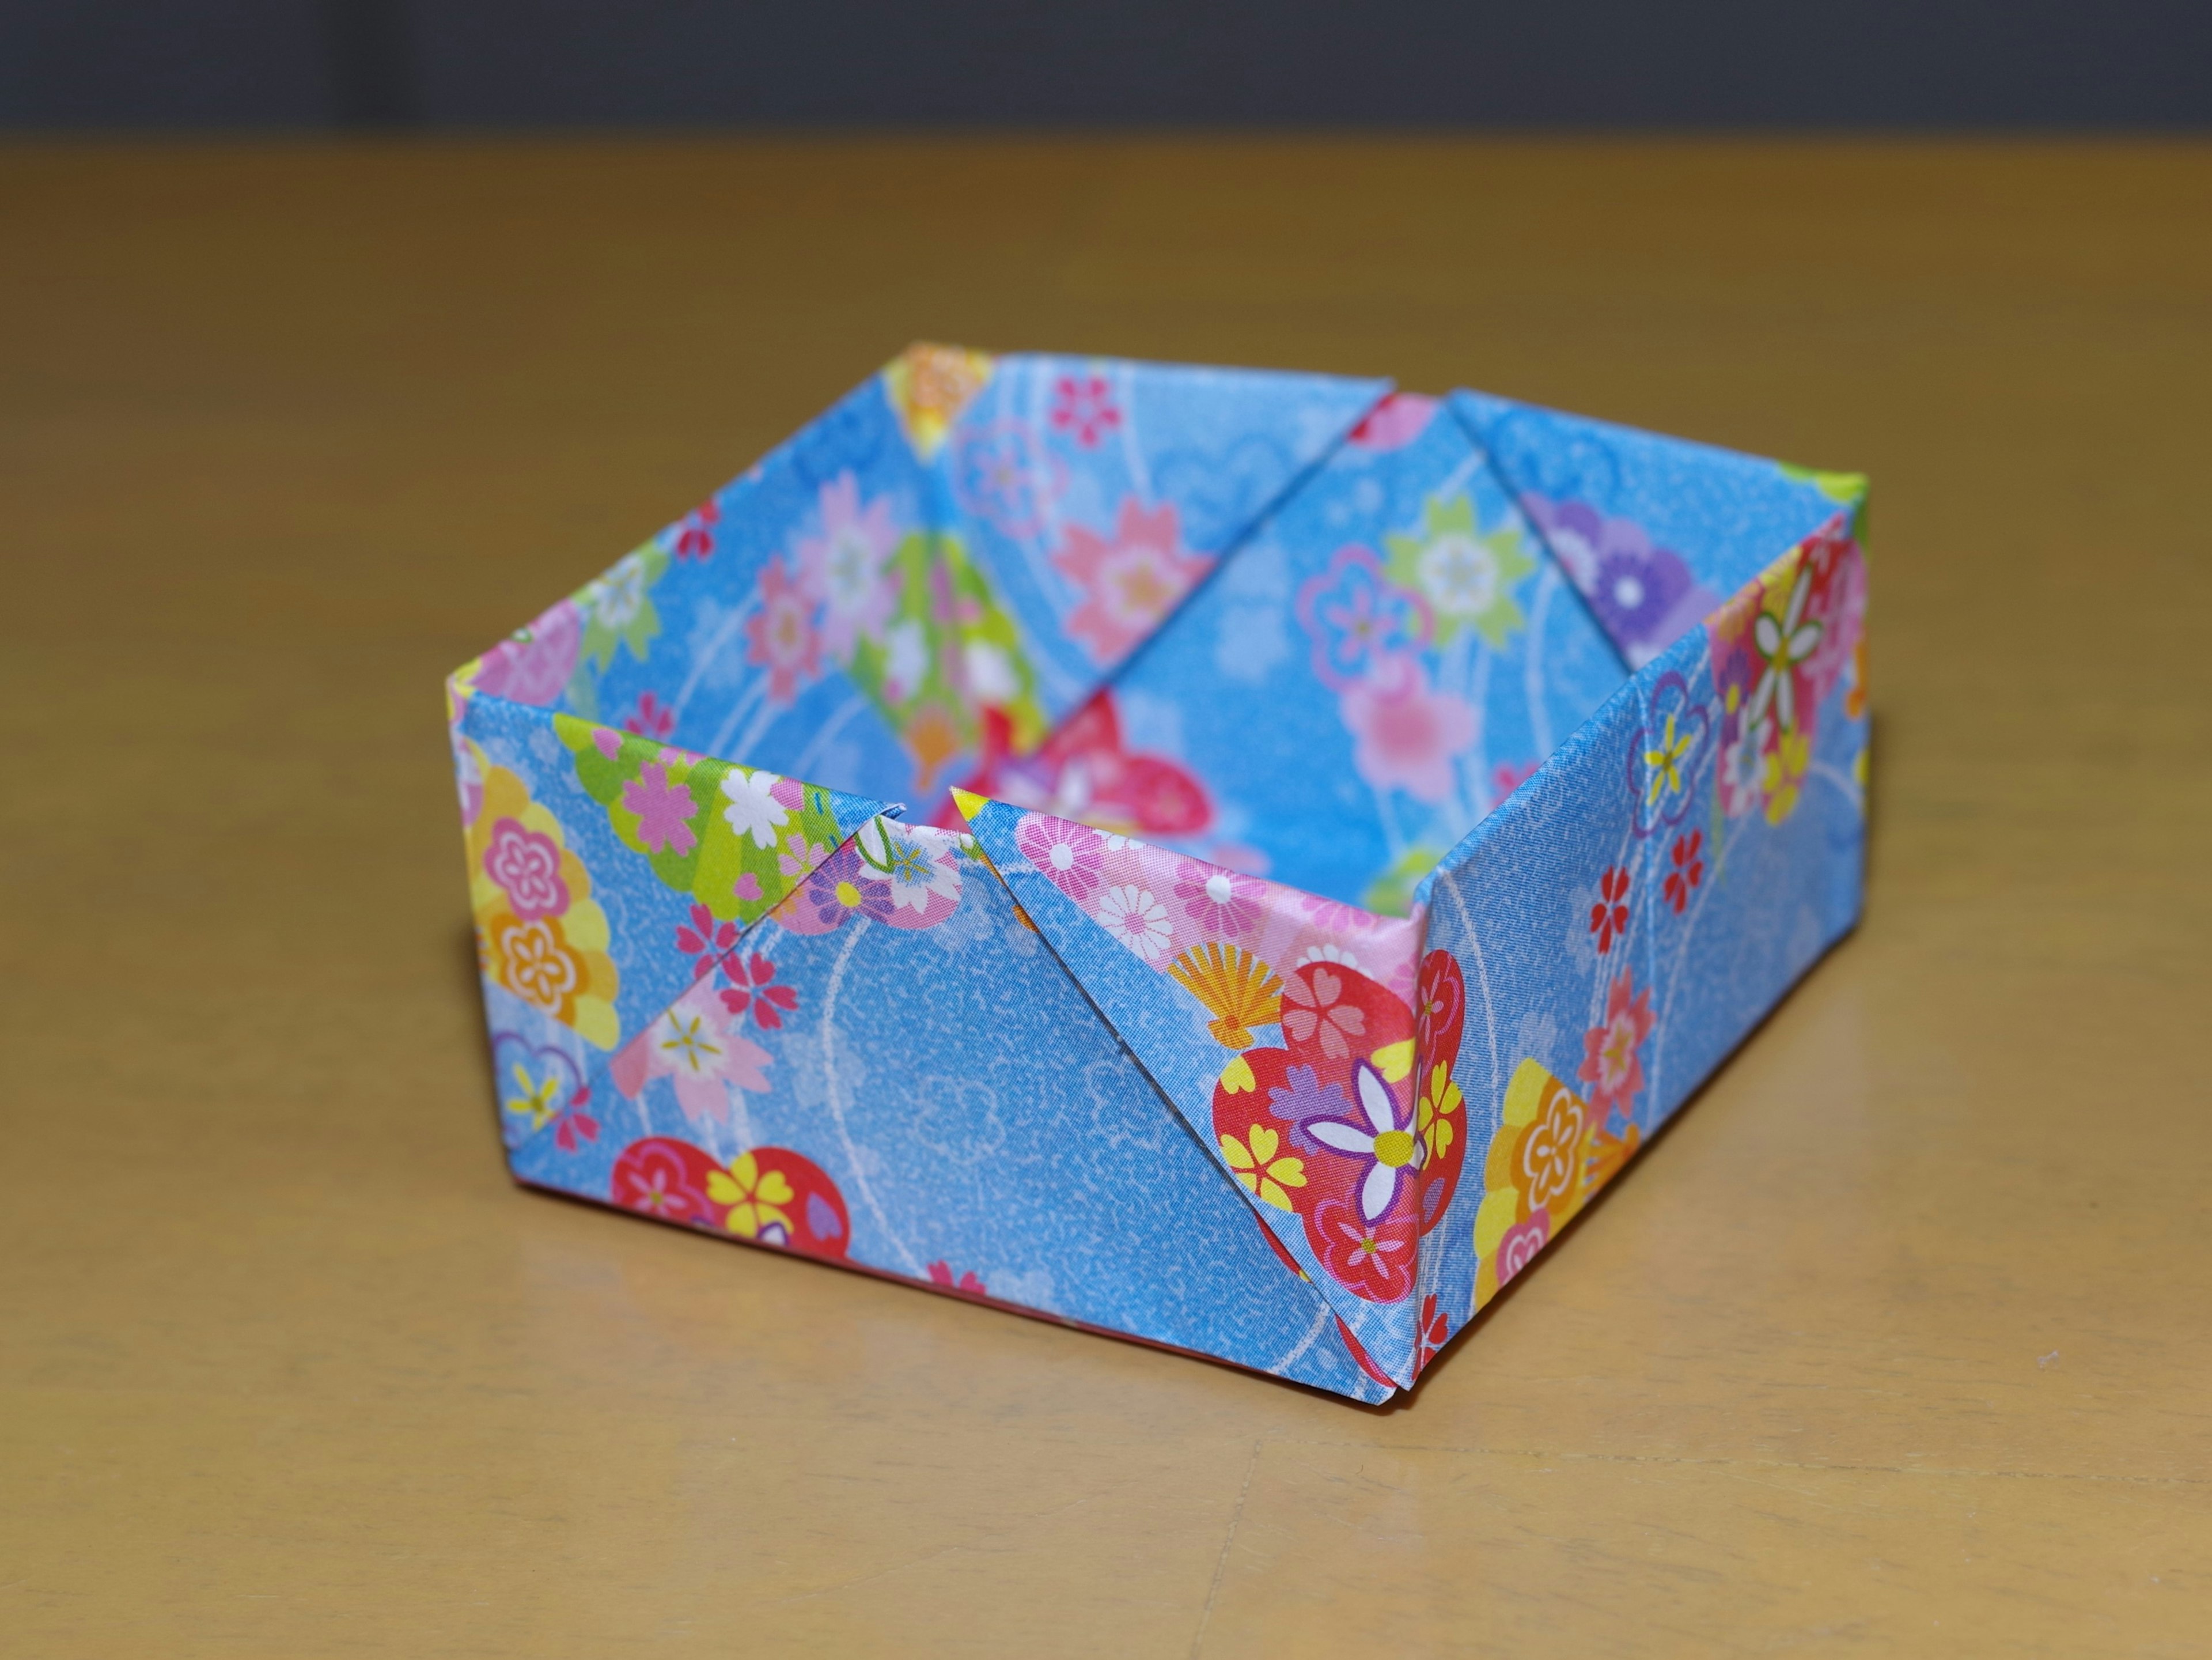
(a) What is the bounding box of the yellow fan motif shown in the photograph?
[1169,942,1286,1048]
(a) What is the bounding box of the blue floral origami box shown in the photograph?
[448,346,1869,1402]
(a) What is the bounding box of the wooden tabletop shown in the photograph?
[5,138,2209,1657]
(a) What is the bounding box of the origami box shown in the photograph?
[448,346,1869,1402]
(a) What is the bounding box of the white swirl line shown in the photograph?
[818,917,922,1274]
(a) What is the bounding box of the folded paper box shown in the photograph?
[447,346,1869,1402]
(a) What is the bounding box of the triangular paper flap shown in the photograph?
[504,811,1393,1402]
[1448,389,1860,671]
[459,687,895,1072]
[453,357,1032,819]
[1045,385,1634,914]
[930,354,1393,729]
[505,804,945,1167]
[957,790,1427,1386]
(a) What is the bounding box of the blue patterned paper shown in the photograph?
[448,345,1869,1401]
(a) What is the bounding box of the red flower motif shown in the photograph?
[1664,830,1705,914]
[1313,1196,1415,1303]
[553,1094,600,1153]
[623,690,677,739]
[1589,865,1631,953]
[609,1136,722,1227]
[1279,963,1369,1062]
[673,496,719,561]
[1415,1292,1449,1375]
[1415,950,1465,1068]
[674,902,740,980]
[1578,970,1657,1118]
[718,952,798,1029]
[1335,1317,1397,1390]
[1049,374,1122,447]
[927,1261,987,1296]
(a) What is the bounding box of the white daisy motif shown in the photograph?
[1418,532,1499,619]
[1304,1060,1424,1222]
[719,767,789,849]
[1094,884,1172,962]
[1747,565,1824,731]
[872,823,964,914]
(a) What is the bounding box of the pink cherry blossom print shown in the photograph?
[718,953,799,1030]
[621,761,699,856]
[743,554,823,706]
[1589,866,1631,953]
[674,902,740,980]
[1313,1194,1415,1303]
[1051,498,1210,665]
[1664,831,1705,914]
[610,985,772,1129]
[1339,654,1476,805]
[927,1261,987,1296]
[1578,970,1656,1117]
[1279,962,1368,1062]
[483,818,569,921]
[610,1137,722,1228]
[474,599,582,707]
[795,472,902,664]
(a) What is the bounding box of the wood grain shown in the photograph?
[2,138,2208,1657]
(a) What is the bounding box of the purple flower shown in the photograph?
[802,842,895,927]
[1519,495,1719,666]
[1266,1063,1353,1152]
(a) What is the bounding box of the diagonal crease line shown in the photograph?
[494,812,881,1165]
[959,823,1376,1389]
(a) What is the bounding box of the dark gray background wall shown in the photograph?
[5,0,2209,129]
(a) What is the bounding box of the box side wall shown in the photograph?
[1452,388,1862,672]
[1414,519,1869,1360]
[448,685,1383,1399]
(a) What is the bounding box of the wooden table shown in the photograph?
[5,138,2208,1656]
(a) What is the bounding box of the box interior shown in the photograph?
[467,349,1847,917]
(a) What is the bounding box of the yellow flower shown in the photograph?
[706,1152,796,1239]
[1762,726,1811,825]
[1642,713,1696,806]
[503,1064,562,1131]
[1221,1125,1306,1210]
[1415,1062,1461,1167]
